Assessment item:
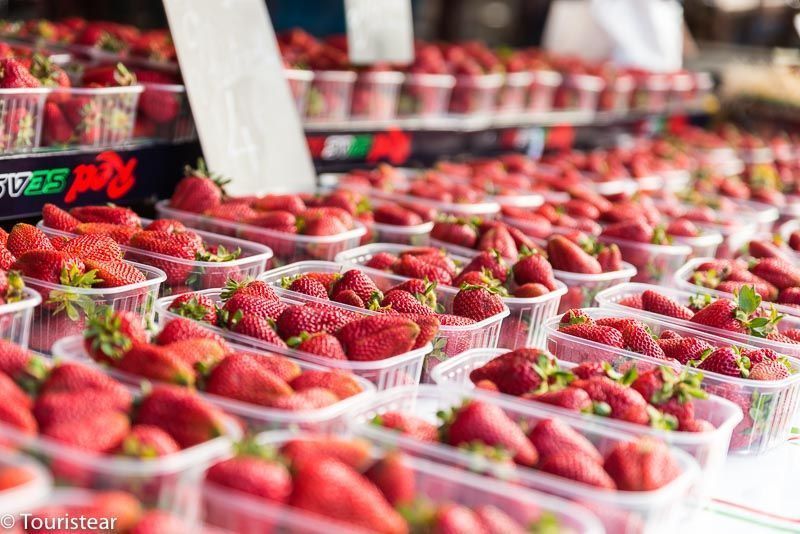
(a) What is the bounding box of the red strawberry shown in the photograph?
[666,218,699,237]
[13,250,91,287]
[287,276,329,300]
[537,452,616,489]
[373,203,423,226]
[431,504,485,533]
[69,205,141,227]
[119,425,180,458]
[222,278,279,302]
[276,304,351,339]
[603,437,681,491]
[431,219,478,248]
[222,293,287,323]
[42,203,80,231]
[474,505,527,534]
[170,159,226,214]
[245,210,297,229]
[697,347,747,377]
[596,243,623,273]
[84,259,146,288]
[560,323,625,348]
[559,308,594,326]
[513,283,550,298]
[332,269,381,302]
[462,250,508,283]
[74,222,137,244]
[266,388,339,410]
[374,411,438,442]
[289,456,407,534]
[571,376,650,425]
[135,385,230,447]
[452,286,505,321]
[749,360,790,380]
[547,235,601,274]
[116,343,196,385]
[657,337,712,364]
[253,193,306,214]
[6,223,53,257]
[469,348,554,396]
[167,293,218,325]
[43,101,73,144]
[230,314,288,348]
[332,289,365,308]
[43,410,130,452]
[288,331,347,360]
[380,289,434,315]
[282,436,371,470]
[62,234,123,263]
[528,418,603,463]
[290,369,362,399]
[392,254,453,285]
[83,309,147,363]
[641,290,694,320]
[750,257,800,290]
[365,251,398,271]
[205,352,292,405]
[511,251,557,289]
[441,400,538,466]
[524,388,592,411]
[206,452,292,502]
[365,452,415,506]
[336,315,420,361]
[621,322,667,359]
[0,400,36,435]
[601,220,654,243]
[155,317,226,346]
[478,225,518,259]
[0,58,41,88]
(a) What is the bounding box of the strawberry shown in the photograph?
[164,338,228,370]
[0,400,36,435]
[477,225,518,259]
[690,285,778,337]
[452,285,505,321]
[528,418,603,463]
[289,456,408,534]
[697,347,747,377]
[84,259,146,288]
[290,369,362,399]
[0,371,31,409]
[130,511,193,534]
[206,449,292,502]
[469,348,555,396]
[547,235,601,274]
[252,193,306,214]
[62,234,123,263]
[596,243,623,272]
[43,410,130,452]
[717,280,777,301]
[512,283,550,297]
[73,222,137,244]
[129,230,202,285]
[222,293,287,323]
[288,331,347,360]
[135,385,230,448]
[6,223,53,257]
[537,451,616,489]
[245,210,297,229]
[603,437,681,491]
[374,411,439,441]
[119,425,180,458]
[229,314,288,347]
[560,323,625,348]
[601,220,654,243]
[170,159,227,214]
[392,254,453,285]
[116,343,196,385]
[287,276,329,299]
[380,289,434,315]
[390,279,439,309]
[525,388,592,411]
[559,308,594,326]
[365,251,398,271]
[82,308,147,363]
[430,504,485,533]
[336,315,420,361]
[167,293,218,325]
[70,205,140,227]
[462,250,508,283]
[13,250,92,288]
[373,203,423,226]
[282,436,372,470]
[641,290,694,320]
[155,317,225,346]
[440,400,538,466]
[332,269,381,302]
[0,465,34,490]
[511,251,557,289]
[621,323,667,359]
[0,58,41,88]
[778,287,800,305]
[266,388,339,410]
[365,452,415,506]
[42,203,80,231]
[276,304,351,339]
[571,376,650,425]
[205,352,292,406]
[210,203,260,222]
[749,360,790,380]
[666,218,699,237]
[300,216,347,236]
[657,337,712,364]
[431,219,478,248]
[750,257,800,290]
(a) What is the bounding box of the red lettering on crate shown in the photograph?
[64,151,138,203]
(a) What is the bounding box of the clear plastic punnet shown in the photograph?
[0,87,50,153]
[674,257,800,318]
[43,85,143,148]
[0,386,238,517]
[527,69,562,112]
[0,449,52,515]
[596,282,800,359]
[555,73,604,111]
[496,71,534,112]
[202,430,605,534]
[38,220,273,297]
[25,261,165,354]
[305,70,357,121]
[136,83,197,142]
[155,288,430,390]
[598,235,692,285]
[285,68,314,116]
[0,287,40,348]
[670,229,724,259]
[430,348,742,500]
[334,244,565,350]
[366,188,501,219]
[448,73,504,115]
[544,308,800,455]
[257,260,509,375]
[553,262,638,313]
[350,385,699,533]
[350,71,404,120]
[52,334,375,434]
[155,199,366,266]
[397,73,455,118]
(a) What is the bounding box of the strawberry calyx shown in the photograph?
[592,401,612,417]
[220,277,254,301]
[195,244,242,263]
[688,293,713,311]
[286,331,313,348]
[185,158,231,194]
[646,405,679,431]
[47,289,96,321]
[691,269,723,289]
[84,306,135,360]
[651,225,673,245]
[170,296,216,323]
[4,271,25,303]
[60,265,101,288]
[649,367,707,404]
[733,285,782,338]
[456,440,513,463]
[233,437,284,462]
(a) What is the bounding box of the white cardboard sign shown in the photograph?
[163,0,315,195]
[345,0,414,65]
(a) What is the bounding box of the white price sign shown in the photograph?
[345,0,414,65]
[163,0,315,195]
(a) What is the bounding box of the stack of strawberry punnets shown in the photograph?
[680,257,800,311]
[203,434,590,533]
[74,310,369,427]
[162,279,437,379]
[0,55,52,153]
[550,308,800,452]
[0,339,235,497]
[26,490,219,534]
[2,223,157,352]
[42,201,262,295]
[462,348,713,432]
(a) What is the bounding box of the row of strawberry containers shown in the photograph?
[290,67,713,122]
[0,82,196,154]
